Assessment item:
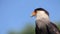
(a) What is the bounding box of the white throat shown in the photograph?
[36,11,50,21]
[36,11,50,28]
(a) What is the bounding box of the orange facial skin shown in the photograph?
[32,11,37,16]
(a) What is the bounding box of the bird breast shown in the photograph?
[36,19,50,28]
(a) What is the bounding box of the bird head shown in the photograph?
[31,8,49,17]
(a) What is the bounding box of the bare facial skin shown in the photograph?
[31,11,36,16]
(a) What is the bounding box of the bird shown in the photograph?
[31,8,60,34]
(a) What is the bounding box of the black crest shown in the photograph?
[34,8,49,16]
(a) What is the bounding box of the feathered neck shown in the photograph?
[36,11,50,22]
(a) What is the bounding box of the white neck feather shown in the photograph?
[36,11,50,21]
[36,11,50,28]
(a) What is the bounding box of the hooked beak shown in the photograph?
[31,11,36,17]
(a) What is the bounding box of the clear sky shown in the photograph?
[0,0,60,34]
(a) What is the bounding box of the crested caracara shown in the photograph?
[31,8,60,34]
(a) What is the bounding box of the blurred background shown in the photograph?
[0,0,60,34]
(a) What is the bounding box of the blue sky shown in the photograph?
[0,0,60,34]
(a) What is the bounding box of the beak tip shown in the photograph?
[30,15,33,17]
[30,16,33,17]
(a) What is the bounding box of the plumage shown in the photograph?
[46,22,60,34]
[31,8,60,34]
[35,20,48,34]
